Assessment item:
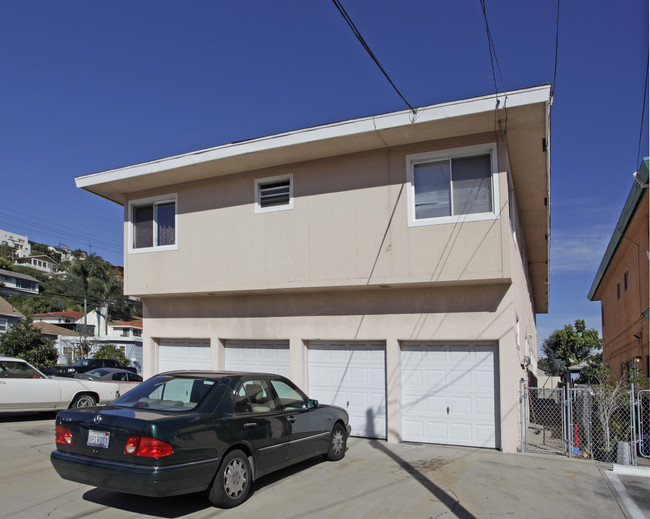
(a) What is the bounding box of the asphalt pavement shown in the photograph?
[1,413,648,519]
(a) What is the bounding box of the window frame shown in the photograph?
[406,143,499,227]
[128,194,178,254]
[254,174,294,214]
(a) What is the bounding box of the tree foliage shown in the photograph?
[93,344,130,366]
[0,319,58,371]
[539,319,601,376]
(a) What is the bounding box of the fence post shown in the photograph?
[520,379,525,453]
[563,385,569,456]
[630,384,637,466]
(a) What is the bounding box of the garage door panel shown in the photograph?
[402,343,497,448]
[158,340,211,372]
[224,341,290,379]
[309,342,386,440]
[474,371,495,389]
[449,347,471,362]
[349,367,370,384]
[449,370,471,390]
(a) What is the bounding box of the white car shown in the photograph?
[0,357,140,413]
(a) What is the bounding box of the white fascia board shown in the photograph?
[76,85,551,190]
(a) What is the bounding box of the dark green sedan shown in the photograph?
[50,371,351,508]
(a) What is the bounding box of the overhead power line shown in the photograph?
[551,0,561,97]
[479,0,506,94]
[331,0,416,115]
[479,0,507,136]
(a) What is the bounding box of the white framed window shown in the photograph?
[406,143,499,227]
[128,194,178,253]
[0,318,7,333]
[255,174,293,213]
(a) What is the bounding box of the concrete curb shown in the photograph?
[612,464,650,478]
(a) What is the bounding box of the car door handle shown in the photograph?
[244,423,258,428]
[287,416,296,423]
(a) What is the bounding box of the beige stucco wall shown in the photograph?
[125,132,539,453]
[140,278,527,452]
[123,133,509,297]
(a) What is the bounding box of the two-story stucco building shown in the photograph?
[76,85,551,452]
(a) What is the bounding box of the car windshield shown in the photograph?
[73,359,92,367]
[85,369,106,377]
[112,375,229,412]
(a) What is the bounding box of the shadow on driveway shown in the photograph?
[370,440,477,519]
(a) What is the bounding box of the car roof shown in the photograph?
[90,367,131,373]
[0,356,29,362]
[156,370,286,379]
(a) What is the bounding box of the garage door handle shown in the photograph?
[446,407,450,415]
[244,423,258,428]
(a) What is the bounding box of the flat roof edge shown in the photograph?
[75,85,551,190]
[588,157,649,301]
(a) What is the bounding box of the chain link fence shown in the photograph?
[639,390,650,459]
[521,384,648,464]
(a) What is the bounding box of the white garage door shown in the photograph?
[158,339,211,372]
[224,341,291,379]
[402,343,497,448]
[308,342,386,439]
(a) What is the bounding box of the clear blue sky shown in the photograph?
[1,1,647,345]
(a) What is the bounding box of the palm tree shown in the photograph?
[68,253,100,356]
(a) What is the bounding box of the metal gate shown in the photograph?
[521,385,567,454]
[521,384,644,464]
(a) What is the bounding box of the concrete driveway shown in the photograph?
[2,414,647,519]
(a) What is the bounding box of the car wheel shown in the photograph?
[208,449,252,508]
[70,394,97,408]
[324,422,347,461]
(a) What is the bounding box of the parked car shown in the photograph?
[74,368,143,383]
[0,357,133,412]
[51,371,351,508]
[46,358,138,377]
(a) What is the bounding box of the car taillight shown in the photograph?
[55,425,73,446]
[124,436,173,457]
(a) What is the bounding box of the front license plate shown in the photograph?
[87,430,110,448]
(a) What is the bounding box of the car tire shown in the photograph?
[324,422,347,461]
[70,394,97,408]
[208,449,252,508]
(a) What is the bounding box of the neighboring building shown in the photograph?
[589,158,649,381]
[0,296,25,335]
[31,311,85,332]
[0,269,39,297]
[74,309,143,371]
[31,321,83,364]
[75,85,552,452]
[0,230,30,258]
[14,254,59,275]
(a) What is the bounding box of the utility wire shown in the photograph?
[551,0,560,97]
[331,0,416,115]
[479,0,506,93]
[479,0,507,136]
[636,54,648,171]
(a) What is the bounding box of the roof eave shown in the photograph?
[588,157,649,301]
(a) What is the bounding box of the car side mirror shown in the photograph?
[308,399,319,409]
